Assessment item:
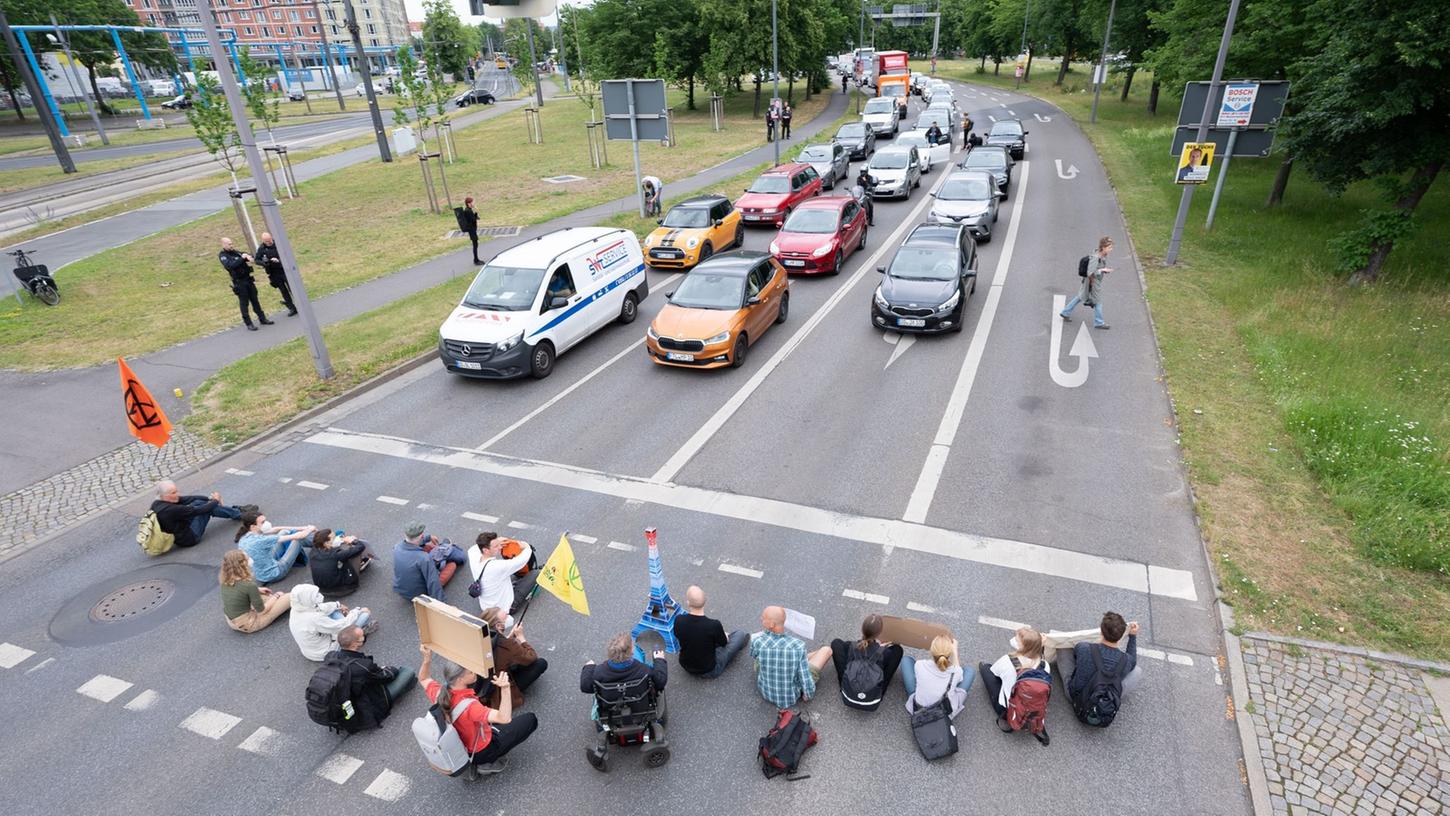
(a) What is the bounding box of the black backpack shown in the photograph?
[306,654,357,733]
[840,644,885,710]
[1072,644,1124,727]
[1078,255,1091,277]
[759,708,818,780]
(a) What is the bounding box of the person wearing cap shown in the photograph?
[393,521,462,602]
[459,196,482,265]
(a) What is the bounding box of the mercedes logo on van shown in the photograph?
[460,345,473,356]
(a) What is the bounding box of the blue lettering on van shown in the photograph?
[529,263,645,339]
[585,240,630,280]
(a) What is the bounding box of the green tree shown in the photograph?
[238,48,281,144]
[421,0,474,78]
[184,74,244,187]
[503,18,544,98]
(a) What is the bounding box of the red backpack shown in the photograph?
[1005,659,1052,736]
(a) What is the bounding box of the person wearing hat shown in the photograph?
[392,521,464,602]
[459,196,482,265]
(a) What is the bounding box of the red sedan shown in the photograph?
[769,195,869,274]
[735,162,824,227]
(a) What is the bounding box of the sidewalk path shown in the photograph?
[0,89,849,549]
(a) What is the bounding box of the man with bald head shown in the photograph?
[149,479,244,548]
[218,236,272,331]
[673,585,748,679]
[749,605,833,710]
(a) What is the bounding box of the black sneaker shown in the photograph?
[996,715,1013,733]
[245,323,258,331]
[362,620,381,636]
[286,307,298,316]
[1094,324,1110,330]
[1034,729,1050,746]
[476,759,508,775]
[259,317,275,325]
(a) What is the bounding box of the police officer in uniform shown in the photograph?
[218,237,272,331]
[253,232,298,316]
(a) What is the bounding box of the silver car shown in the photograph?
[798,142,851,189]
[867,146,923,200]
[928,170,1002,242]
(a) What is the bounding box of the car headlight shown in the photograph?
[811,243,834,258]
[644,234,656,246]
[873,287,890,310]
[496,331,524,352]
[703,330,730,345]
[647,325,659,341]
[937,290,961,313]
[686,237,700,249]
[761,208,779,214]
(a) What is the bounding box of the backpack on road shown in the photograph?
[413,698,478,776]
[759,708,818,780]
[1005,660,1052,737]
[1072,644,1123,728]
[137,511,174,556]
[305,655,357,733]
[841,645,886,710]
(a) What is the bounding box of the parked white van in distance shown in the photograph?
[438,227,649,379]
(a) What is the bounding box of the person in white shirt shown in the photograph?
[287,583,374,661]
[467,532,534,635]
[641,175,663,217]
[901,635,974,718]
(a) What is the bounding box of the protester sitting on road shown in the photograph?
[421,644,536,774]
[308,528,376,599]
[581,633,668,711]
[979,626,1053,746]
[750,606,832,710]
[901,635,973,718]
[468,532,535,634]
[393,522,462,602]
[235,511,315,585]
[1060,612,1141,725]
[151,480,243,548]
[673,585,748,679]
[288,583,375,661]
[831,613,905,711]
[481,606,548,708]
[327,625,415,732]
[219,549,291,633]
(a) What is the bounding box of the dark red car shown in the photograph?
[769,195,869,274]
[735,162,823,227]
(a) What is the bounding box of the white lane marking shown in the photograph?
[903,161,1033,524]
[363,769,411,802]
[1054,159,1080,180]
[0,642,35,668]
[123,689,159,711]
[1009,110,1016,115]
[1034,113,1052,122]
[1049,295,1099,388]
[376,495,409,505]
[507,520,532,530]
[906,601,937,614]
[238,726,283,755]
[607,540,637,552]
[882,330,917,369]
[1214,670,1224,686]
[305,429,1202,601]
[76,674,134,702]
[843,589,890,604]
[1024,142,1030,154]
[225,468,255,476]
[462,511,499,523]
[178,707,242,739]
[297,480,329,490]
[279,477,293,483]
[316,753,365,784]
[1167,653,1195,666]
[25,656,56,673]
[978,615,1027,631]
[417,502,437,510]
[1138,647,1166,661]
[475,272,685,451]
[572,534,598,544]
[988,115,997,122]
[718,563,764,579]
[651,167,956,483]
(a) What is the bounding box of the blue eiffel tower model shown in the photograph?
[631,528,683,654]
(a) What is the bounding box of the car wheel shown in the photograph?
[980,229,992,244]
[859,225,868,250]
[618,292,639,325]
[529,341,555,379]
[775,293,789,324]
[701,242,714,261]
[831,249,843,276]
[734,225,745,248]
[993,207,999,223]
[731,334,748,368]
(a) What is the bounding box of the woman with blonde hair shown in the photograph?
[980,626,1053,745]
[901,635,973,718]
[219,549,291,633]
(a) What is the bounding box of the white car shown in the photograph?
[924,81,950,105]
[896,130,951,172]
[861,97,900,137]
[866,146,923,199]
[354,82,386,97]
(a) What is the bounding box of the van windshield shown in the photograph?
[462,264,545,311]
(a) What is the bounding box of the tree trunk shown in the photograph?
[687,75,696,110]
[1351,161,1442,285]
[0,60,23,121]
[980,54,987,70]
[753,76,761,118]
[1147,79,1160,115]
[1054,42,1073,86]
[1119,65,1136,101]
[787,75,794,105]
[1265,155,1293,207]
[993,58,1001,75]
[86,65,116,116]
[1024,52,1034,81]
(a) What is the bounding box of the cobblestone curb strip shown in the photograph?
[1237,633,1450,815]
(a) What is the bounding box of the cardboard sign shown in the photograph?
[879,615,954,651]
[413,596,495,677]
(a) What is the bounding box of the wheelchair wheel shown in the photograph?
[644,745,671,768]
[586,745,609,773]
[33,280,59,306]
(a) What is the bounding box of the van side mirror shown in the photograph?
[877,266,886,274]
[549,296,568,310]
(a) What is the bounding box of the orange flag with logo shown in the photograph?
[118,358,172,448]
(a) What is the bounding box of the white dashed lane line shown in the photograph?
[363,769,411,802]
[978,615,1026,631]
[607,540,637,552]
[507,520,532,530]
[316,753,365,784]
[571,534,598,544]
[842,589,889,605]
[461,511,498,523]
[0,643,36,669]
[238,726,284,755]
[718,563,764,579]
[906,601,937,614]
[123,689,159,710]
[224,468,254,476]
[178,707,242,739]
[76,674,134,702]
[297,480,329,490]
[279,477,293,483]
[25,657,55,673]
[375,495,409,506]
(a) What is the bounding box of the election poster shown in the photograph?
[1175,142,1215,185]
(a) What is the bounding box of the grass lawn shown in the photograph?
[0,149,199,196]
[1,85,830,372]
[939,58,1450,658]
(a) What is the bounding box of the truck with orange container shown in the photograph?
[875,50,911,117]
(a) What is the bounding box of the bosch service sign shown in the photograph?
[1216,83,1259,128]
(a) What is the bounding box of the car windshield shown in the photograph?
[991,122,1024,136]
[870,152,909,170]
[965,151,1006,170]
[800,146,834,162]
[938,177,993,200]
[881,85,905,98]
[671,272,746,309]
[889,248,959,281]
[925,108,953,120]
[898,133,929,147]
[782,208,839,234]
[462,264,545,311]
[864,99,895,115]
[661,207,712,228]
[747,175,791,194]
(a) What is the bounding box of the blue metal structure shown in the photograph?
[631,528,683,655]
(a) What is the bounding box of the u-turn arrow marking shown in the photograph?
[1050,294,1098,388]
[1055,159,1080,180]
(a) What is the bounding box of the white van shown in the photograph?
[144,79,177,97]
[438,227,649,379]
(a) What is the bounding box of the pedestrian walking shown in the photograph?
[1060,236,1115,329]
[458,196,482,265]
[842,73,849,94]
[218,237,271,331]
[253,232,298,316]
[781,104,793,139]
[766,108,776,142]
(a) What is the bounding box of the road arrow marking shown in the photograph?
[1034,113,1052,122]
[882,330,917,368]
[1055,160,1080,180]
[1050,294,1098,388]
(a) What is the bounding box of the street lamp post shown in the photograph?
[1089,0,1118,124]
[525,20,544,108]
[313,0,347,111]
[196,0,334,380]
[1015,0,1031,89]
[48,16,108,145]
[342,0,391,162]
[772,0,780,166]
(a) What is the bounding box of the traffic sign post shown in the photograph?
[602,79,668,218]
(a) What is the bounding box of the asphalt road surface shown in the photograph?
[0,80,1248,815]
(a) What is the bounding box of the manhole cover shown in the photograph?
[479,225,522,237]
[89,580,176,623]
[543,174,585,184]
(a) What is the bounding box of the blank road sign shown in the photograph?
[1176,80,1289,129]
[1170,126,1277,158]
[602,79,669,142]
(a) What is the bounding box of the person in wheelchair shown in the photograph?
[580,633,670,771]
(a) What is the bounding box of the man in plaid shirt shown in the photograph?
[750,606,833,710]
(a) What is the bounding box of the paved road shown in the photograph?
[0,81,1248,815]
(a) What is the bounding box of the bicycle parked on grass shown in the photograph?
[8,248,59,306]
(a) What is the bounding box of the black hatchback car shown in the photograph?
[871,223,978,334]
[986,119,1028,159]
[833,121,877,161]
[454,88,497,107]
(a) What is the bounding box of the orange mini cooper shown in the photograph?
[645,251,790,369]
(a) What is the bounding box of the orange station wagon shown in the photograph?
[645,252,790,369]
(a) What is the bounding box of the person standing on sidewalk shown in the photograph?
[459,197,482,265]
[781,104,793,139]
[254,232,298,316]
[1060,236,1115,330]
[842,73,849,95]
[218,237,272,331]
[641,176,664,218]
[766,107,776,143]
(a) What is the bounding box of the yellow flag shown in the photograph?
[536,533,589,616]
